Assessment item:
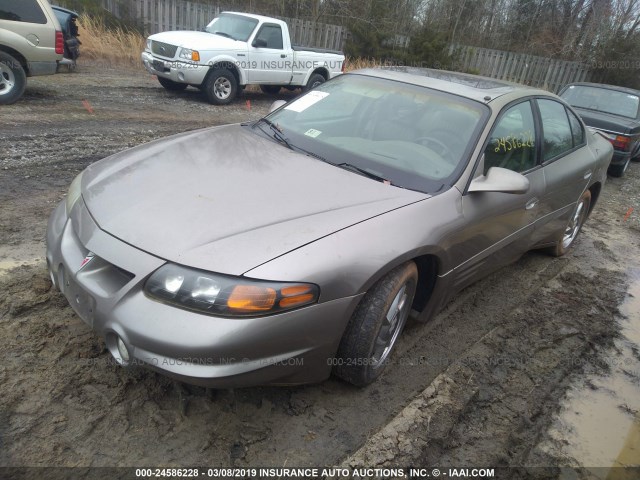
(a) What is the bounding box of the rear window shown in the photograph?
[0,0,47,24]
[560,85,640,119]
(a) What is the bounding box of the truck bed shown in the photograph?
[292,45,343,55]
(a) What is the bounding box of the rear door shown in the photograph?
[533,98,593,244]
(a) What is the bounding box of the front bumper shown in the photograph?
[46,198,361,387]
[141,51,209,86]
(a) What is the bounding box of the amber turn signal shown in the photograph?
[227,285,277,312]
[279,285,316,308]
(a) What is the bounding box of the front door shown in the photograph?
[248,23,292,84]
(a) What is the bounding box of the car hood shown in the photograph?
[82,125,428,275]
[149,30,241,51]
[572,107,640,135]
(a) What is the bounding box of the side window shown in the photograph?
[254,24,283,49]
[0,0,46,24]
[484,101,536,175]
[566,108,585,147]
[538,99,574,161]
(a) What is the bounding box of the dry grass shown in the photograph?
[77,15,381,73]
[77,14,146,69]
[343,57,391,71]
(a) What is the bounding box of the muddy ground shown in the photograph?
[1,64,639,475]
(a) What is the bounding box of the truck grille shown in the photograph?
[151,41,178,58]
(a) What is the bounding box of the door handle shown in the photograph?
[525,198,538,210]
[583,170,592,180]
[281,54,287,58]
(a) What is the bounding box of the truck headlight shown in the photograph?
[179,48,200,62]
[146,38,152,51]
[145,263,319,317]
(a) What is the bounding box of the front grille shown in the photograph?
[151,40,178,58]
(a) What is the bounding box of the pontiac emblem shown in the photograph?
[79,252,95,270]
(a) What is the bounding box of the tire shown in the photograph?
[608,158,630,177]
[260,84,281,95]
[158,77,188,91]
[0,51,27,105]
[550,189,591,257]
[335,261,418,386]
[303,73,325,92]
[203,68,237,105]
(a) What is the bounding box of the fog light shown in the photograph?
[178,72,185,81]
[117,337,130,363]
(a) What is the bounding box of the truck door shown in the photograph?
[248,23,293,84]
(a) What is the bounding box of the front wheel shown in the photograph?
[203,69,237,105]
[303,73,325,92]
[158,77,188,91]
[550,189,591,257]
[0,51,27,105]
[334,261,418,386]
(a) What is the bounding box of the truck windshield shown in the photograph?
[205,13,259,41]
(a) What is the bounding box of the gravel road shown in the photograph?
[1,64,639,475]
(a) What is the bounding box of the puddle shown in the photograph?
[542,269,640,475]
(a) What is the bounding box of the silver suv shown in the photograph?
[0,0,63,104]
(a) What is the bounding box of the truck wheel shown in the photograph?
[303,73,325,92]
[260,85,281,95]
[203,69,237,105]
[334,261,418,386]
[158,77,188,91]
[0,51,27,105]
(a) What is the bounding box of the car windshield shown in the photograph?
[205,13,258,41]
[258,74,488,193]
[560,85,640,119]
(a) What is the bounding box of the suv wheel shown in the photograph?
[0,51,27,105]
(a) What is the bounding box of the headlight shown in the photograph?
[65,171,84,214]
[146,38,152,50]
[145,263,319,317]
[179,48,200,62]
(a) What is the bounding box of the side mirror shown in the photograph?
[269,100,287,113]
[468,167,530,194]
[252,38,267,48]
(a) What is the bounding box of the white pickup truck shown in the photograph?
[141,12,345,105]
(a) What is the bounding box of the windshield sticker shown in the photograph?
[285,91,329,112]
[304,128,322,138]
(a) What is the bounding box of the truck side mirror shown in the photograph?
[252,38,268,48]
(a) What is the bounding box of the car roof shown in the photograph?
[562,82,640,96]
[350,67,551,104]
[221,11,279,23]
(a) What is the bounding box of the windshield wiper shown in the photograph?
[337,163,391,184]
[255,118,293,150]
[213,31,235,40]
